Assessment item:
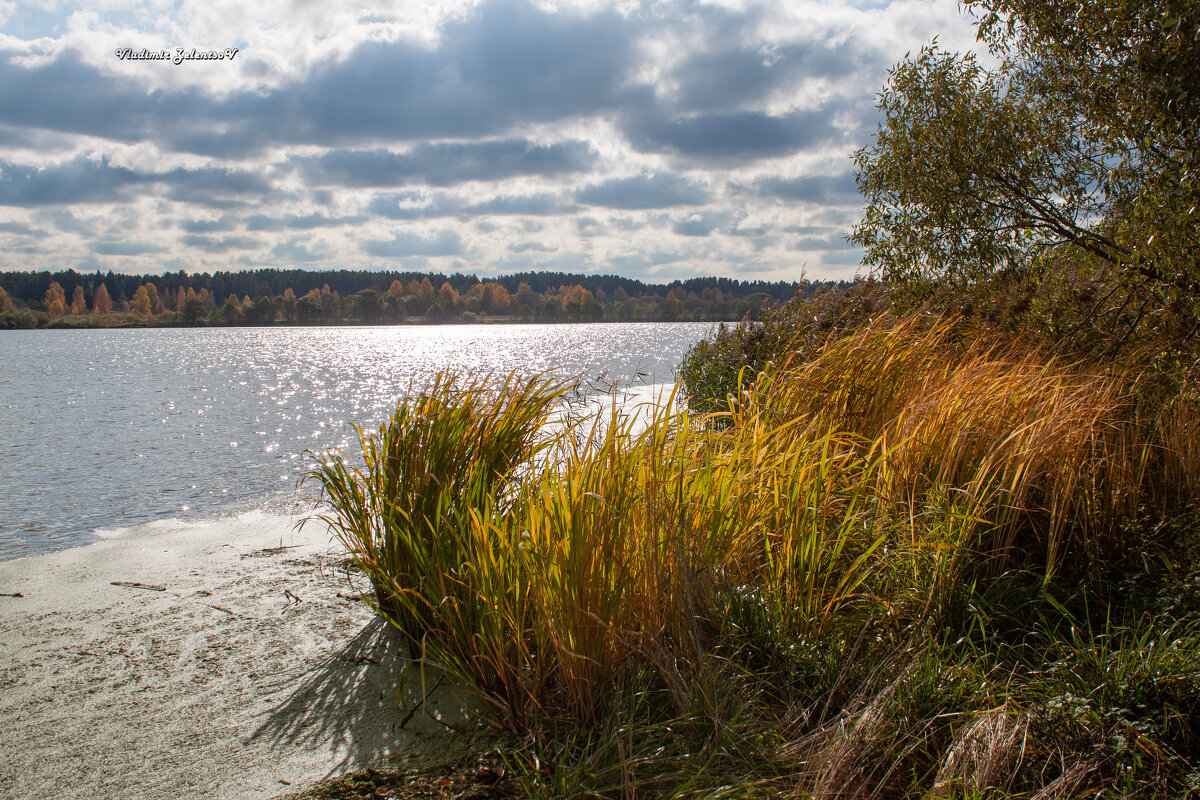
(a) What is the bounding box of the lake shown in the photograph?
[0,322,714,560]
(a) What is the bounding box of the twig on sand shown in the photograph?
[205,603,250,618]
[111,581,166,592]
[242,544,304,559]
[399,672,448,730]
[0,592,22,598]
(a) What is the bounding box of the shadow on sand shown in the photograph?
[249,616,482,777]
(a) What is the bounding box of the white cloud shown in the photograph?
[0,0,983,281]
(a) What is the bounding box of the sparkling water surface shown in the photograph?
[0,323,713,560]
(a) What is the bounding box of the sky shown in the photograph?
[0,0,980,283]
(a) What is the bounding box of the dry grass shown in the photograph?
[303,315,1200,797]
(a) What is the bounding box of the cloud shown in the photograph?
[366,192,464,220]
[36,209,95,235]
[0,221,46,237]
[754,172,860,204]
[180,234,262,253]
[672,210,734,237]
[465,193,568,216]
[92,240,164,255]
[819,248,867,266]
[0,156,140,205]
[180,216,236,233]
[0,0,637,158]
[508,241,557,253]
[669,42,872,113]
[622,107,844,163]
[788,233,858,251]
[576,173,710,209]
[363,230,463,257]
[608,250,687,273]
[0,0,980,280]
[246,213,364,231]
[0,48,171,144]
[158,166,273,207]
[271,237,330,262]
[296,140,596,187]
[0,156,271,208]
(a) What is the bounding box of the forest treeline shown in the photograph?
[0,268,828,328]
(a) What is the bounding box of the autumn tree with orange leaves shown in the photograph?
[43,282,66,318]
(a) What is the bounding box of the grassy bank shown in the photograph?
[306,315,1200,798]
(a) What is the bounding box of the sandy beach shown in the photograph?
[0,514,473,800]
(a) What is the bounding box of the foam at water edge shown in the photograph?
[92,510,303,543]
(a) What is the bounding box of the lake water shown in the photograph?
[0,322,713,560]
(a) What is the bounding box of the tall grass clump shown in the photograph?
[304,370,572,647]
[733,315,1200,585]
[304,317,1200,797]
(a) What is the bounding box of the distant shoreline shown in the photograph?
[3,316,737,330]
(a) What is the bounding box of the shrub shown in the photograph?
[679,279,885,414]
[304,317,1200,796]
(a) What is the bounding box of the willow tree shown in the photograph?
[851,0,1200,360]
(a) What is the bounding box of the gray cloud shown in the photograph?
[92,240,164,255]
[0,0,929,280]
[0,221,47,237]
[296,140,596,188]
[0,156,140,205]
[608,250,687,273]
[0,48,172,143]
[363,230,463,257]
[622,107,844,163]
[246,213,365,231]
[672,210,735,237]
[366,192,464,220]
[181,216,236,233]
[754,172,860,204]
[465,193,568,216]
[0,156,271,208]
[576,173,710,209]
[0,0,639,158]
[271,237,329,262]
[575,216,602,236]
[159,167,273,208]
[509,241,557,253]
[36,209,96,235]
[92,241,164,256]
[788,234,858,250]
[820,248,867,266]
[671,42,874,113]
[180,234,262,253]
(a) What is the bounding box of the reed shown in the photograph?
[303,316,1200,797]
[303,370,572,648]
[737,316,1183,581]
